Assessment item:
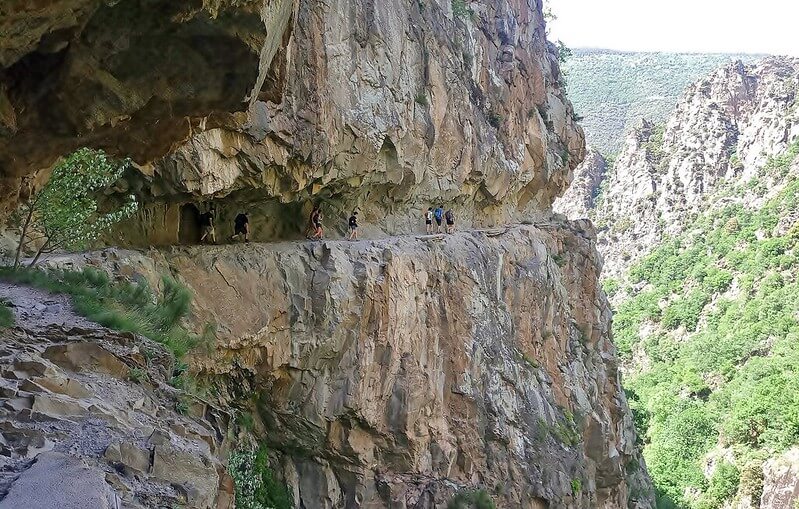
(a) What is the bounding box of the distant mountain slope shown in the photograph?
[564,49,763,154]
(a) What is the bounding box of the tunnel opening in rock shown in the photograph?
[178,203,201,244]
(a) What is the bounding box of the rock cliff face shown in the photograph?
[557,57,799,277]
[1,0,583,235]
[0,282,234,509]
[0,0,656,507]
[553,145,606,220]
[134,223,650,508]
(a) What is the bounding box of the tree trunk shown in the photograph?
[28,238,50,268]
[13,205,35,270]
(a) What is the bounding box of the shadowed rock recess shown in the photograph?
[0,0,655,507]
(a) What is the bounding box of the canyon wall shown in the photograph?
[556,57,799,277]
[135,222,652,508]
[0,0,657,507]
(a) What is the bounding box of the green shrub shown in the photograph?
[704,461,740,508]
[661,291,709,331]
[414,91,428,106]
[570,478,582,495]
[451,0,471,18]
[447,489,495,509]
[0,299,13,328]
[487,111,503,128]
[229,445,293,509]
[0,267,210,360]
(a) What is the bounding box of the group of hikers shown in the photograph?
[424,205,456,234]
[195,202,455,244]
[198,207,250,244]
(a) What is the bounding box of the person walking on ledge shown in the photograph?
[445,208,455,234]
[348,211,359,241]
[231,211,250,243]
[310,206,323,240]
[306,203,320,239]
[433,204,444,233]
[424,207,433,234]
[199,206,216,244]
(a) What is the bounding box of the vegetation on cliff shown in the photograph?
[12,148,138,267]
[610,143,799,508]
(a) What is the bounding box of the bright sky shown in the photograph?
[548,0,799,56]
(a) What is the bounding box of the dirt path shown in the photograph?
[0,282,95,333]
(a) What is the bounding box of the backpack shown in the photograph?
[434,208,443,220]
[445,210,453,222]
[425,210,432,220]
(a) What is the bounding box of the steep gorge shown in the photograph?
[0,0,654,508]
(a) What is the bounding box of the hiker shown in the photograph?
[348,211,359,241]
[310,206,323,240]
[434,205,444,233]
[445,208,455,233]
[424,207,434,234]
[305,204,320,238]
[231,211,250,243]
[199,207,216,244]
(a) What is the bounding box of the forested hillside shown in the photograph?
[564,49,761,154]
[610,142,799,508]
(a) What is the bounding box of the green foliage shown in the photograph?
[487,111,503,128]
[603,278,620,297]
[0,266,210,360]
[698,462,740,509]
[661,290,708,331]
[414,91,429,106]
[16,148,137,266]
[570,478,582,495]
[447,489,496,509]
[229,445,293,509]
[614,159,799,508]
[0,299,13,328]
[451,0,471,18]
[128,367,149,383]
[563,50,761,154]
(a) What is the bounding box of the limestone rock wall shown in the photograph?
[1,0,585,238]
[127,222,655,508]
[553,145,606,220]
[556,57,799,277]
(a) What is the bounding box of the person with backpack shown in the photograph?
[445,208,455,234]
[199,206,216,244]
[348,211,359,241]
[424,207,434,234]
[230,211,250,243]
[434,205,444,233]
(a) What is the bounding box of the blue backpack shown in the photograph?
[434,208,443,220]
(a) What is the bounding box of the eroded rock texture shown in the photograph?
[1,0,584,237]
[0,0,287,214]
[557,57,799,277]
[122,223,653,508]
[0,282,234,509]
[553,145,606,220]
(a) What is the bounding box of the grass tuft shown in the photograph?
[0,266,212,360]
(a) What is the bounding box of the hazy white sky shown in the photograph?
[548,0,799,56]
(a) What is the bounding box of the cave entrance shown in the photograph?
[178,203,201,244]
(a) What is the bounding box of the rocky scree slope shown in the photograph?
[0,281,234,509]
[556,57,799,277]
[91,222,652,508]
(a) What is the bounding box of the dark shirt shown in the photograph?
[234,213,248,229]
[199,212,213,227]
[349,215,358,228]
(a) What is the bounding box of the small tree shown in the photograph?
[14,148,138,268]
